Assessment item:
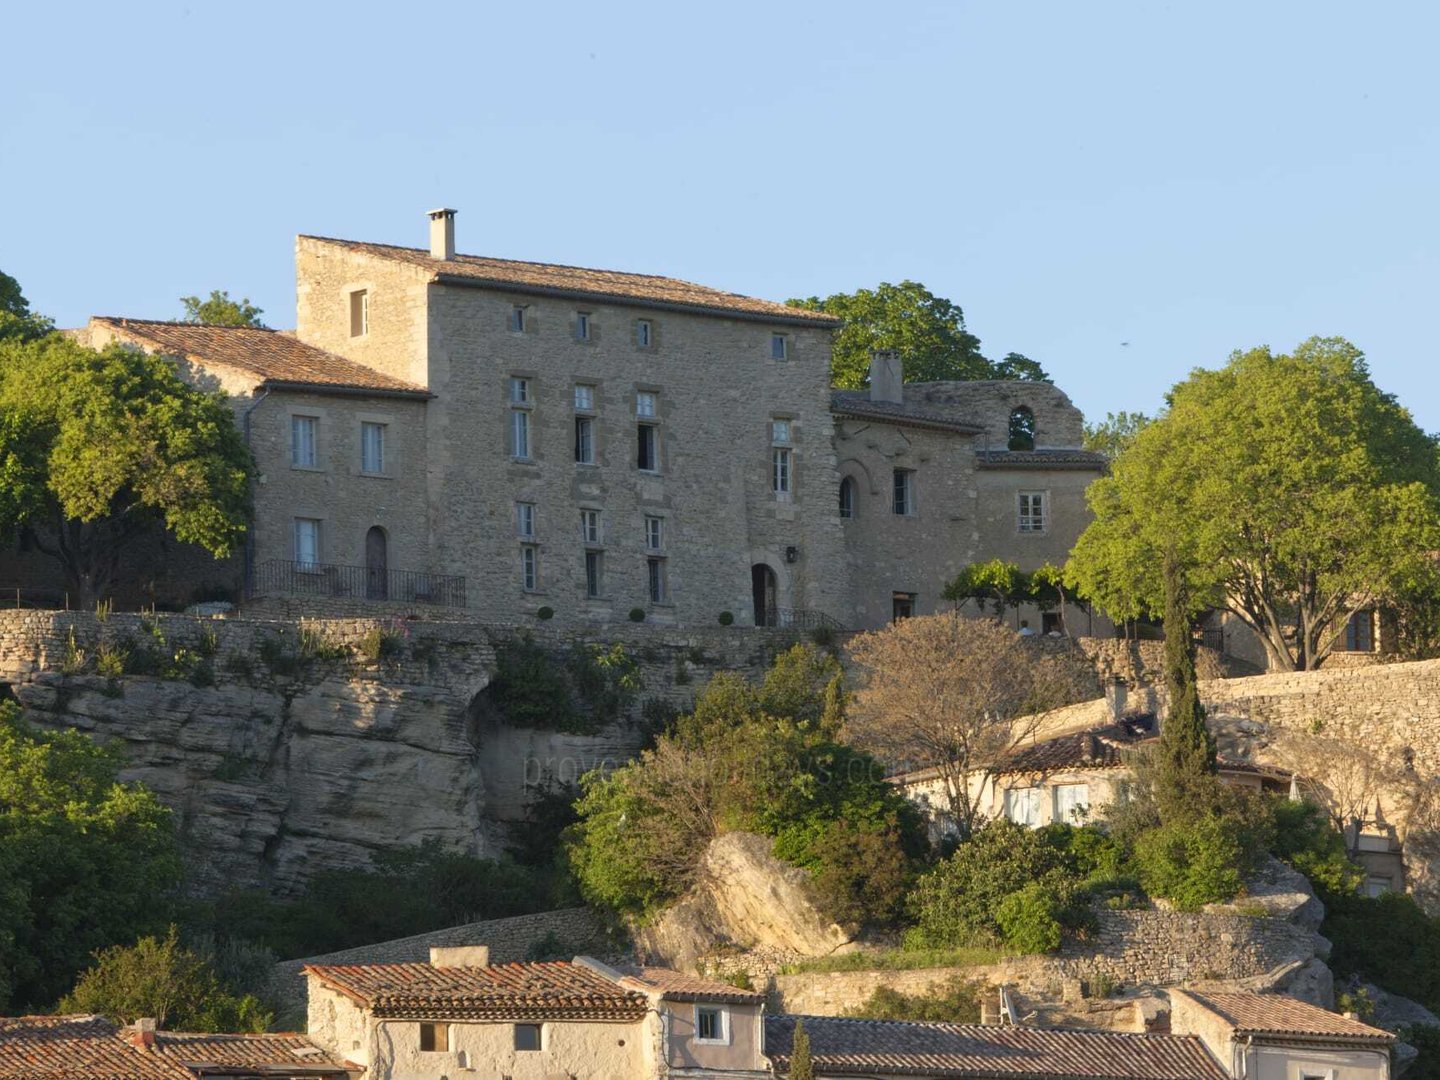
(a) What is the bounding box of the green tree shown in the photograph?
[59,926,270,1032]
[179,290,267,328]
[0,703,179,1010]
[0,271,54,343]
[1067,337,1440,670]
[1082,410,1151,460]
[1154,554,1219,823]
[942,559,1030,621]
[0,334,253,607]
[788,1018,816,1080]
[787,281,1050,389]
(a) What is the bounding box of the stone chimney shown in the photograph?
[1105,676,1128,723]
[428,208,457,261]
[130,1018,157,1050]
[868,350,903,404]
[430,944,490,967]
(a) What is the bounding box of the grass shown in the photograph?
[778,945,1006,975]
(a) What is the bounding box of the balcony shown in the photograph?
[251,560,467,609]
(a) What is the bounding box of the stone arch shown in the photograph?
[747,550,793,626]
[1008,405,1036,451]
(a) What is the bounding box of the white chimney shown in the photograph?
[430,944,489,967]
[428,208,457,261]
[869,350,903,404]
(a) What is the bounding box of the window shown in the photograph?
[1004,786,1042,828]
[575,416,595,464]
[770,333,788,360]
[360,422,385,474]
[418,1023,448,1052]
[291,415,318,468]
[636,391,657,418]
[839,476,857,519]
[1008,406,1036,451]
[1018,491,1046,533]
[1364,876,1394,898]
[349,290,368,337]
[636,319,653,347]
[893,469,914,515]
[695,1006,726,1043]
[637,423,658,471]
[576,312,591,340]
[509,306,526,333]
[648,557,667,603]
[585,551,603,598]
[580,509,602,546]
[772,448,792,495]
[511,409,531,459]
[892,592,915,620]
[1053,783,1090,824]
[294,518,321,570]
[516,502,536,539]
[1042,611,1063,636]
[514,1024,542,1052]
[1344,609,1376,652]
[645,516,664,552]
[510,377,530,404]
[521,545,539,591]
[771,419,792,444]
[574,384,595,411]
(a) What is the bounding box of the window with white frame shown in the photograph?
[291,415,318,468]
[645,516,663,552]
[510,378,532,460]
[349,290,368,337]
[516,502,536,539]
[575,415,595,464]
[521,545,539,591]
[770,333,788,360]
[772,447,793,496]
[580,509,602,546]
[1018,491,1046,533]
[648,557,667,603]
[576,312,591,340]
[695,1005,727,1044]
[893,469,914,515]
[294,518,321,570]
[584,550,603,598]
[510,377,530,404]
[636,391,657,418]
[1003,786,1042,828]
[636,319,653,347]
[360,421,385,474]
[1053,783,1090,824]
[574,384,595,411]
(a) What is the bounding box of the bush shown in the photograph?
[628,607,646,623]
[996,882,1065,954]
[357,626,404,663]
[718,611,734,626]
[536,606,554,620]
[1133,815,1247,911]
[1324,890,1440,1015]
[843,975,984,1023]
[1398,1025,1440,1080]
[794,817,916,930]
[1269,798,1364,895]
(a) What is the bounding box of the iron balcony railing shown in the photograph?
[252,560,468,609]
[760,607,846,631]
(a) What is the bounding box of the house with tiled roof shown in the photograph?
[54,208,1106,630]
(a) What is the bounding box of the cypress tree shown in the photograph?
[1155,553,1219,822]
[788,1018,816,1080]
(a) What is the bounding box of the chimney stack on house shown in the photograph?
[428,207,457,260]
[430,944,490,967]
[130,1018,157,1050]
[869,350,904,404]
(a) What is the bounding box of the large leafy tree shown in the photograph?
[179,290,267,328]
[1067,337,1440,671]
[787,281,1050,388]
[0,271,54,343]
[1082,410,1151,460]
[0,703,179,1010]
[0,334,253,607]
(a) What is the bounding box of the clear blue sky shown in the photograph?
[4,1,1438,430]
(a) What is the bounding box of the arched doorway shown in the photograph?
[751,563,777,627]
[366,526,388,600]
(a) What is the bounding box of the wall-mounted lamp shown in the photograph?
[785,546,800,564]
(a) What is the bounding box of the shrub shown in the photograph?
[628,607,646,623]
[1324,890,1440,1015]
[843,975,984,1023]
[1133,815,1247,911]
[1397,1024,1440,1080]
[796,816,916,930]
[524,931,570,962]
[718,611,734,626]
[95,640,128,679]
[996,881,1066,954]
[1269,798,1364,895]
[536,606,555,620]
[357,626,403,663]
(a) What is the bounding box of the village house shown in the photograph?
[49,208,1107,631]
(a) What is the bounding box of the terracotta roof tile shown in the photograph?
[304,961,648,1021]
[831,391,985,434]
[0,1016,189,1080]
[1176,991,1394,1043]
[302,236,840,327]
[93,318,428,396]
[975,448,1109,470]
[994,722,1153,777]
[620,968,765,1004]
[150,1031,349,1075]
[765,1015,1228,1079]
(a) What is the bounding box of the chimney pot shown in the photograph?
[868,350,904,404]
[430,944,490,967]
[428,208,457,261]
[131,1018,157,1050]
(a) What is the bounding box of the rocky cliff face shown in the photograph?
[0,611,774,897]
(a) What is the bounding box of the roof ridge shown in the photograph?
[95,316,273,331]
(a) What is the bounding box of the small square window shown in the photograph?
[645,516,663,552]
[574,384,595,411]
[585,551,603,598]
[514,1023,542,1052]
[291,415,318,468]
[770,333,788,360]
[636,391,657,418]
[893,469,914,515]
[771,419,791,444]
[696,1006,726,1043]
[349,290,368,337]
[637,424,658,472]
[637,319,653,347]
[580,509,602,546]
[510,377,530,404]
[1018,491,1046,533]
[521,545,539,591]
[516,502,536,539]
[360,421,385,474]
[576,312,591,340]
[418,1022,448,1052]
[509,306,526,333]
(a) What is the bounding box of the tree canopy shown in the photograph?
[786,281,1049,389]
[1082,410,1151,460]
[1066,337,1440,670]
[0,271,54,343]
[180,290,267,328]
[0,703,179,1010]
[0,334,253,606]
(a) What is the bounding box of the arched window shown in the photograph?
[839,476,857,519]
[1008,406,1036,451]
